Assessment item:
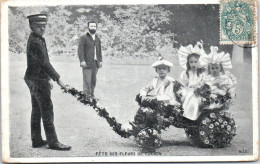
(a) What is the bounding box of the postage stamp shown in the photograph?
[1,0,259,163]
[220,0,257,45]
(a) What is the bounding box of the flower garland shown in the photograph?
[62,87,132,138]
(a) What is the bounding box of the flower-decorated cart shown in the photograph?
[131,80,236,149]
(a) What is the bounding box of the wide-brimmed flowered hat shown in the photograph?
[178,41,207,69]
[200,46,232,69]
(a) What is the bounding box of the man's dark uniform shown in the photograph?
[24,16,60,145]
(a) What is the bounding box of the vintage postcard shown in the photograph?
[1,0,258,162]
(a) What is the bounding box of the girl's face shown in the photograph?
[156,65,170,78]
[209,63,221,77]
[188,56,199,71]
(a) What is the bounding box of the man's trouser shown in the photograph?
[82,61,98,98]
[25,79,58,144]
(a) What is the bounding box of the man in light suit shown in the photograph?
[78,20,102,100]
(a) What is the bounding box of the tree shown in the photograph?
[97,5,177,58]
[8,6,49,54]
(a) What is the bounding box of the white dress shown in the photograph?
[202,73,236,109]
[203,73,235,96]
[179,70,205,120]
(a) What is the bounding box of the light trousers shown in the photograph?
[82,61,98,98]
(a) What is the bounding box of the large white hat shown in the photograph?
[178,41,206,69]
[200,46,232,69]
[151,56,173,68]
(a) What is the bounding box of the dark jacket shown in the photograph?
[24,33,60,81]
[78,33,102,68]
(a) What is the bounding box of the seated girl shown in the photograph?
[177,42,207,120]
[200,46,237,109]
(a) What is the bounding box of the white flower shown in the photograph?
[142,108,148,113]
[148,109,154,113]
[225,112,230,118]
[153,130,158,136]
[209,124,214,129]
[202,120,207,125]
[169,116,175,122]
[227,125,231,131]
[204,140,209,144]
[141,131,147,136]
[219,111,224,116]
[141,107,148,112]
[214,122,220,126]
[200,131,205,135]
[210,113,216,118]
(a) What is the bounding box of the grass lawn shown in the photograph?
[8,56,253,157]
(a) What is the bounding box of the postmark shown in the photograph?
[220,0,256,45]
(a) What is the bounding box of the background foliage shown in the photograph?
[9,5,233,60]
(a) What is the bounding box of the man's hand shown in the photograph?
[49,81,53,90]
[57,78,69,91]
[99,62,103,68]
[80,61,87,68]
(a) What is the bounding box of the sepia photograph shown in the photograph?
[1,0,258,162]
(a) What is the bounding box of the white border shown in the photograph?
[1,0,258,162]
[1,1,10,163]
[2,0,219,6]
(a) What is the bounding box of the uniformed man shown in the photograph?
[24,14,71,151]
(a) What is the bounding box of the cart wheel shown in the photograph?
[185,110,236,148]
[185,127,212,148]
[136,128,162,150]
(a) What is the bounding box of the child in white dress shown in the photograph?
[178,42,207,120]
[201,46,237,109]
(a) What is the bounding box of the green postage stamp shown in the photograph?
[220,0,256,45]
